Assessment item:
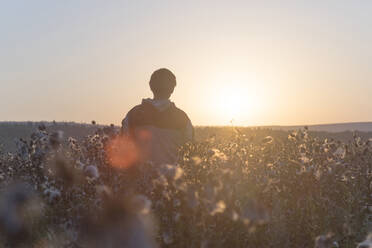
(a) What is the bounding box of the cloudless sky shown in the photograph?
[1,1,371,126]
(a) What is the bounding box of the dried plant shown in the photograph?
[0,125,370,247]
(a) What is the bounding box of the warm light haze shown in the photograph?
[1,1,371,126]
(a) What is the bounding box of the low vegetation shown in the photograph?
[0,124,371,247]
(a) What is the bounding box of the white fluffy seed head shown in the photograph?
[84,165,99,179]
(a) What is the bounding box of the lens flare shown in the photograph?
[106,135,139,169]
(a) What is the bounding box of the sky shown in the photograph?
[1,1,371,126]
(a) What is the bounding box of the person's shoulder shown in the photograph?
[171,104,193,140]
[128,104,143,114]
[172,104,191,122]
[122,104,144,124]
[128,102,151,117]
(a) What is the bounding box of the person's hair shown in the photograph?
[149,68,176,98]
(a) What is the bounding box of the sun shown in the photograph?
[212,80,262,125]
[200,72,266,126]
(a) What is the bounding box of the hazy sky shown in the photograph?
[1,1,371,126]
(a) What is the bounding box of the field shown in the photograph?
[0,124,371,247]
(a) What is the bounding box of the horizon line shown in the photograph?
[1,120,372,128]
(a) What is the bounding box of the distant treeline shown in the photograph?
[0,121,103,152]
[195,126,372,143]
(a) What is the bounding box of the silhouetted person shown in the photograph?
[121,68,193,165]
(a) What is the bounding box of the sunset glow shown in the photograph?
[1,2,372,246]
[210,77,263,124]
[1,1,371,126]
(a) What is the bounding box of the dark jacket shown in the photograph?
[122,99,193,165]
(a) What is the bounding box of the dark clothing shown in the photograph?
[122,99,193,165]
[126,100,192,136]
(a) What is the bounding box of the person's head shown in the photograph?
[149,68,176,100]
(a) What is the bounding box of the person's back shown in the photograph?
[121,68,193,165]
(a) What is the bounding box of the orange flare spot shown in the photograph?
[137,129,152,142]
[106,135,139,169]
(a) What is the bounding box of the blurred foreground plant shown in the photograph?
[0,125,370,247]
